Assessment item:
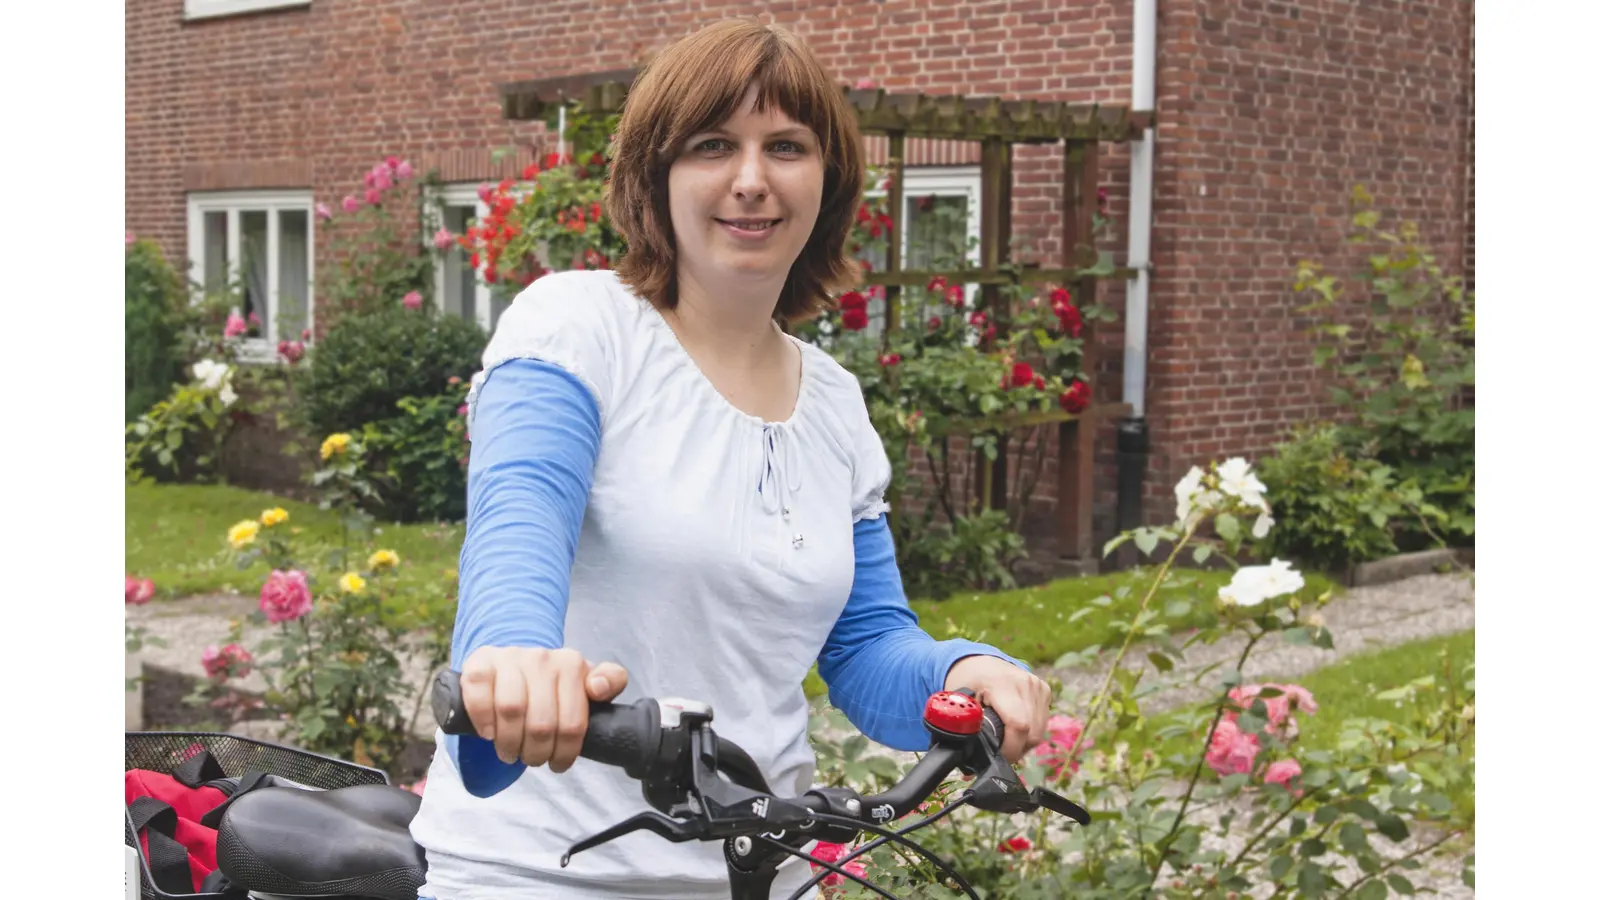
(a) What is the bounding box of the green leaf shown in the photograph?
[1148,652,1174,673]
[1133,529,1160,556]
[1215,513,1241,542]
[1386,874,1416,895]
[1297,862,1327,897]
[1353,880,1389,900]
[1339,822,1370,853]
[1313,804,1340,825]
[1375,813,1410,843]
[1268,854,1292,881]
[1191,544,1213,564]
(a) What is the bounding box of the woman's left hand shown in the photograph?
[944,655,1053,763]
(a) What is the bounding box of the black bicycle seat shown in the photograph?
[215,784,426,900]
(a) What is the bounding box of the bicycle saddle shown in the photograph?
[215,784,425,900]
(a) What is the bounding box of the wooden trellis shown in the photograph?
[498,72,1147,571]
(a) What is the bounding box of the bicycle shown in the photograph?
[203,672,1091,900]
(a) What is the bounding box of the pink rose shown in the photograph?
[201,643,254,681]
[125,575,155,605]
[277,340,305,364]
[1205,718,1261,777]
[125,230,136,246]
[402,291,423,311]
[384,155,402,170]
[395,160,414,180]
[1263,758,1302,790]
[477,182,493,203]
[433,228,455,250]
[302,328,312,341]
[342,195,361,214]
[368,165,393,192]
[259,569,313,624]
[223,311,247,338]
[1228,683,1318,737]
[456,404,469,417]
[315,202,333,220]
[364,188,382,206]
[248,311,262,328]
[1031,714,1089,779]
[808,841,867,887]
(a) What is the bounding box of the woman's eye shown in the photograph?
[771,140,806,155]
[696,138,732,154]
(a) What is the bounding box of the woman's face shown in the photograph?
[667,84,824,300]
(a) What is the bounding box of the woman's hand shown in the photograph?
[458,646,631,773]
[944,655,1053,763]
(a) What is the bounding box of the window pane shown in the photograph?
[203,211,229,293]
[241,211,268,331]
[277,209,310,340]
[905,195,970,271]
[442,205,476,322]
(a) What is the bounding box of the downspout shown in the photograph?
[1116,0,1158,552]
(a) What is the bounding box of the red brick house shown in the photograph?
[125,0,1474,571]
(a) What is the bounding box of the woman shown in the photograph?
[410,18,1054,900]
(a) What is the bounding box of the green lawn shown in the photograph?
[125,483,464,600]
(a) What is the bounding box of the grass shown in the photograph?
[126,483,465,600]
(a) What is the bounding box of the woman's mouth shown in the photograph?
[716,217,782,239]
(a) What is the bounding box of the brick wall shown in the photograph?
[126,0,1473,554]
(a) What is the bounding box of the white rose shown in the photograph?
[1251,512,1275,539]
[1218,558,1304,607]
[192,359,230,391]
[219,383,238,407]
[1218,457,1269,510]
[1174,466,1206,525]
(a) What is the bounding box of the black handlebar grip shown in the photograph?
[982,707,1006,748]
[430,669,662,779]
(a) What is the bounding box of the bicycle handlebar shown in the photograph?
[430,668,1089,892]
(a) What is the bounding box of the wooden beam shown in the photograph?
[884,132,905,338]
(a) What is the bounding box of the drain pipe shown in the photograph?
[1116,0,1158,557]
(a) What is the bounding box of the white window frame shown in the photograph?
[862,165,983,337]
[186,189,316,365]
[184,0,311,22]
[423,184,495,334]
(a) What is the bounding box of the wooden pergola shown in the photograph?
[497,71,1147,573]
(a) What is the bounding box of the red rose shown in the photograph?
[944,284,965,308]
[998,836,1033,853]
[1059,380,1091,414]
[969,310,988,327]
[1050,287,1071,307]
[544,152,562,170]
[838,291,868,311]
[1008,362,1034,389]
[879,353,902,367]
[589,152,605,166]
[522,162,540,180]
[856,205,872,225]
[1033,374,1046,389]
[840,308,869,331]
[927,275,948,293]
[927,315,942,330]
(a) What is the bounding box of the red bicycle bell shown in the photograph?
[923,690,983,738]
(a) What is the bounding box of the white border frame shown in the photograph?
[186,189,316,364]
[183,0,311,22]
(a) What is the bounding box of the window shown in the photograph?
[425,184,517,335]
[184,0,311,22]
[860,166,982,336]
[186,190,315,362]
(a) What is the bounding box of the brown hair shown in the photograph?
[605,18,864,324]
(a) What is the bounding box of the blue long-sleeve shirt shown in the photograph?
[446,358,1024,796]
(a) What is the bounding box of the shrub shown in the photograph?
[125,240,191,421]
[297,306,486,438]
[359,381,472,523]
[1254,425,1413,571]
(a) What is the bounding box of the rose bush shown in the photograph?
[191,445,458,775]
[807,457,1473,899]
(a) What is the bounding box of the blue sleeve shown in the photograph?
[817,516,1029,751]
[443,357,600,797]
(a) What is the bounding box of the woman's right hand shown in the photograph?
[457,646,631,773]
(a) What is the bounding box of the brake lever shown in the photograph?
[561,810,704,866]
[957,706,1091,825]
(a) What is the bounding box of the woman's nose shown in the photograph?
[731,147,769,202]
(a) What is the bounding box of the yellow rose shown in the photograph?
[227,519,260,549]
[338,572,367,594]
[260,507,289,527]
[320,433,353,460]
[367,549,400,570]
